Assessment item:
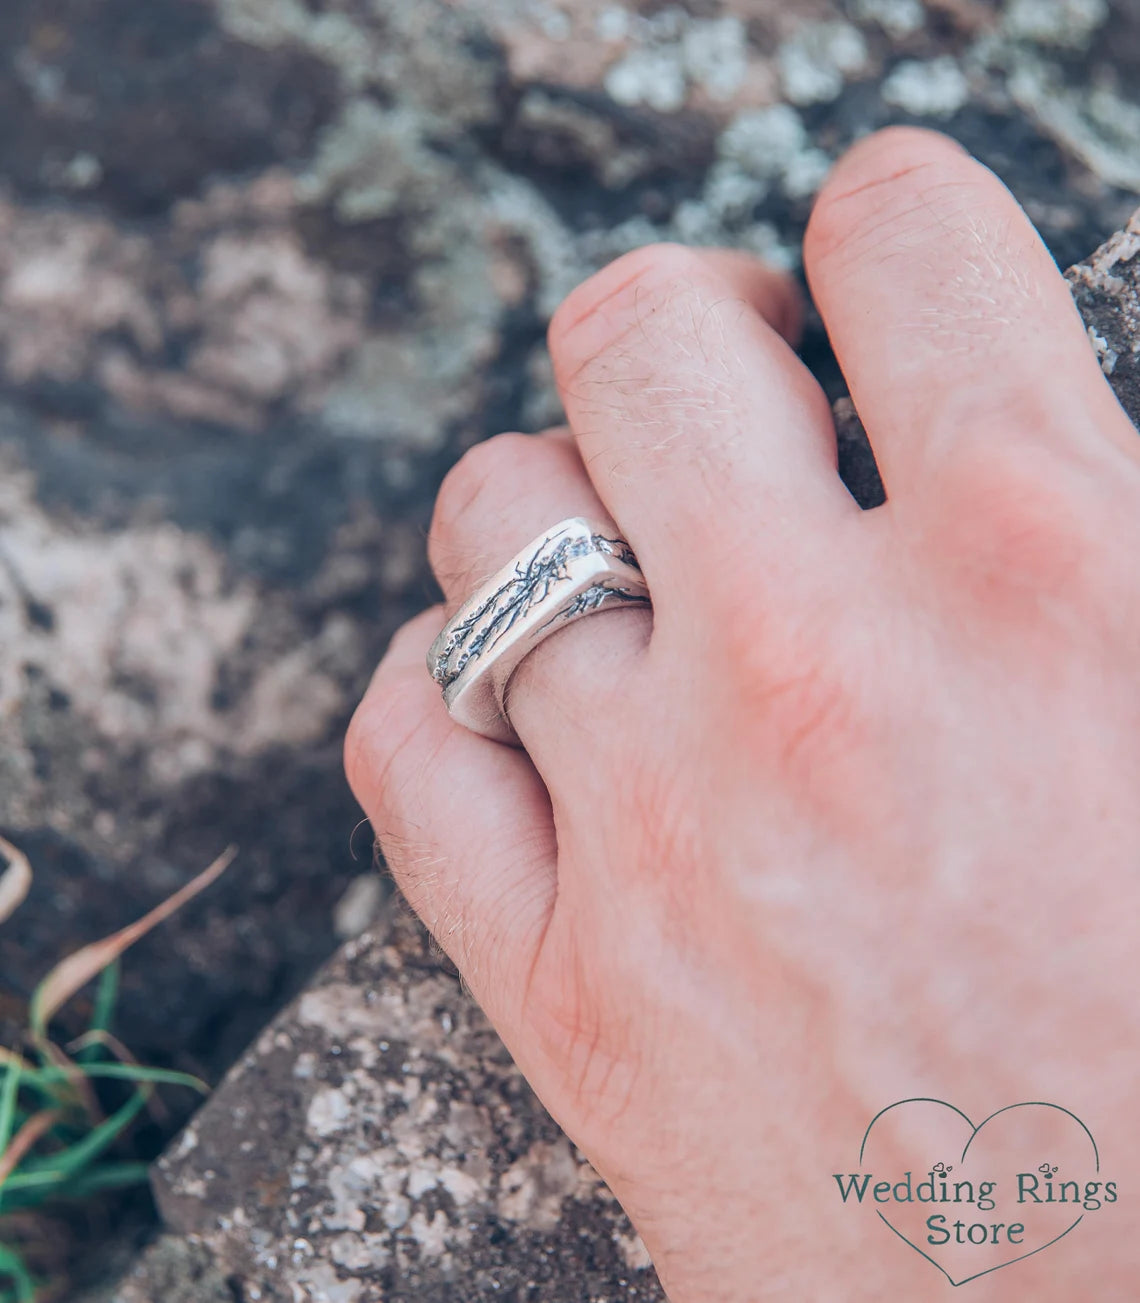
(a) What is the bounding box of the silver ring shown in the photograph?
[427,516,651,743]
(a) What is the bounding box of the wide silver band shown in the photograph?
[427,517,650,743]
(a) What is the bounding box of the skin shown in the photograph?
[344,127,1140,1298]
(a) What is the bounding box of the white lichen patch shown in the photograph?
[496,1138,591,1231]
[1003,0,1108,49]
[328,1232,390,1272]
[0,468,243,766]
[297,976,463,1045]
[713,102,833,204]
[409,1209,453,1258]
[0,205,160,385]
[298,101,448,222]
[291,1261,363,1303]
[175,1176,211,1201]
[0,194,367,432]
[681,16,750,104]
[1006,55,1140,194]
[600,11,753,111]
[438,1164,484,1206]
[185,230,362,407]
[406,1166,437,1200]
[169,1128,200,1161]
[307,1088,354,1139]
[882,57,970,117]
[777,22,869,106]
[216,0,392,91]
[604,44,688,112]
[1087,325,1119,374]
[718,104,810,178]
[613,1227,654,1271]
[850,0,925,37]
[0,458,357,783]
[1069,211,1140,292]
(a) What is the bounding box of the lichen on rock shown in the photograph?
[1,1,1138,1299]
[142,907,664,1302]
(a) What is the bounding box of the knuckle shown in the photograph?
[342,697,378,803]
[608,241,708,291]
[806,128,980,275]
[430,432,531,545]
[549,242,711,382]
[714,608,872,790]
[923,443,1126,617]
[343,674,431,833]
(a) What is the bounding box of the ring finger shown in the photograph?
[427,427,652,778]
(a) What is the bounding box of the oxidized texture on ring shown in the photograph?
[427,516,651,744]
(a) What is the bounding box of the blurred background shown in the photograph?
[0,0,1138,1296]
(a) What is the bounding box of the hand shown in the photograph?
[345,127,1140,1299]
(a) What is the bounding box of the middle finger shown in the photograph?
[546,244,860,613]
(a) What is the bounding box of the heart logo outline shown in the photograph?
[859,1098,1099,1287]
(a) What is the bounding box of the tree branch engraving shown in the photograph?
[429,530,648,691]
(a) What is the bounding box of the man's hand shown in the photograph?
[346,127,1140,1299]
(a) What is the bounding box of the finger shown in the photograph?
[803,126,1139,499]
[428,430,652,770]
[428,427,595,598]
[546,243,857,602]
[344,606,557,1028]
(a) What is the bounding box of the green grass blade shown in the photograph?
[0,1064,20,1156]
[12,1066,83,1092]
[0,1168,63,1192]
[16,1086,148,1181]
[51,1160,151,1199]
[81,1064,208,1092]
[90,961,119,1036]
[0,1245,35,1303]
[0,1161,151,1207]
[77,962,120,1065]
[0,1071,59,1108]
[29,1064,207,1093]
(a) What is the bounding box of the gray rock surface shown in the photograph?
[1068,206,1140,419]
[1,0,1139,1296]
[130,905,663,1303]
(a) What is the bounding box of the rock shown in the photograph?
[139,904,663,1303]
[0,0,1138,1296]
[1067,208,1140,422]
[333,874,390,941]
[108,1236,234,1303]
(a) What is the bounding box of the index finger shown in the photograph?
[803,127,1139,500]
